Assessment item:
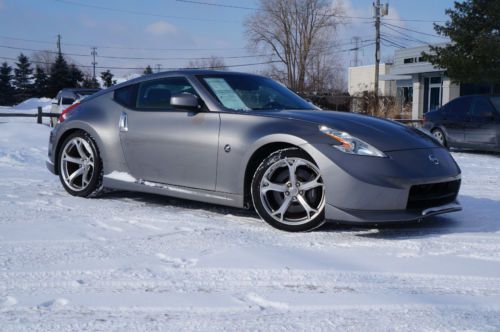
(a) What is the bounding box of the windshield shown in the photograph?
[198,74,317,111]
[490,97,500,113]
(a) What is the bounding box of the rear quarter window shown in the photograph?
[447,97,471,118]
[490,97,500,113]
[114,84,138,108]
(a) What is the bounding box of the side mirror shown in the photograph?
[170,93,200,111]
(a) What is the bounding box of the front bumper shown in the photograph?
[46,159,56,174]
[302,143,462,223]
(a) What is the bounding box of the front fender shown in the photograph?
[216,113,319,195]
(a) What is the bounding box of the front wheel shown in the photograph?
[58,131,103,197]
[251,148,326,232]
[432,128,447,147]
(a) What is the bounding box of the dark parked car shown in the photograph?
[424,95,500,152]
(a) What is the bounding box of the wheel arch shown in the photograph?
[54,123,104,175]
[242,138,317,208]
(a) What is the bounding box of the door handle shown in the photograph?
[119,112,128,132]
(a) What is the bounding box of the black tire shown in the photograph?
[251,148,326,232]
[58,131,103,198]
[431,128,447,147]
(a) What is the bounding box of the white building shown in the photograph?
[348,64,396,97]
[349,44,496,119]
[381,44,460,120]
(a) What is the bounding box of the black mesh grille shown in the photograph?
[407,180,461,210]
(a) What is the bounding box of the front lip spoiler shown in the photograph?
[421,202,462,217]
[325,200,462,224]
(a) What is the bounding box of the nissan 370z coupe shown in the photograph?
[46,70,462,232]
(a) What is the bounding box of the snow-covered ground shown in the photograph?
[1,114,500,331]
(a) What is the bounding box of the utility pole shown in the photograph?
[56,34,62,54]
[91,47,98,80]
[156,64,162,73]
[373,1,388,115]
[351,36,362,67]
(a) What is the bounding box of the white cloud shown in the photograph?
[145,21,179,36]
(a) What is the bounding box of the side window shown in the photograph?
[114,84,138,108]
[61,97,75,105]
[447,97,470,118]
[136,77,196,110]
[469,98,495,117]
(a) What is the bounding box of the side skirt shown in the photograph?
[103,177,245,209]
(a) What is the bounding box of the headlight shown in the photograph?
[319,125,386,157]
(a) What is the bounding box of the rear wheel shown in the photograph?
[432,128,447,147]
[58,131,103,197]
[251,148,326,232]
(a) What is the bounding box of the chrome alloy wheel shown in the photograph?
[432,129,445,146]
[60,137,95,192]
[259,157,325,225]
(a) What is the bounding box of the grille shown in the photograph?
[407,179,461,210]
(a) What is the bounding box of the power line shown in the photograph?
[175,0,446,23]
[381,25,429,44]
[0,55,282,70]
[176,0,256,10]
[380,37,406,49]
[0,44,274,61]
[0,34,247,52]
[382,22,448,39]
[53,0,239,23]
[0,41,376,71]
[0,33,374,52]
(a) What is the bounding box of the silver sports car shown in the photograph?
[46,70,462,232]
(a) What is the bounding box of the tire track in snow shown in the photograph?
[1,268,499,298]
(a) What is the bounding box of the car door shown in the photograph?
[441,97,471,146]
[464,96,499,147]
[117,76,220,191]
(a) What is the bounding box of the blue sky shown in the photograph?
[0,0,456,77]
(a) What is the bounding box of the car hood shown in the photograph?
[251,109,439,152]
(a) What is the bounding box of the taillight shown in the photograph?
[58,102,80,123]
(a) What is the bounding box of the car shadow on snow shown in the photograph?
[99,190,258,219]
[100,191,500,238]
[330,195,500,240]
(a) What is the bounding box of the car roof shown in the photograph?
[57,88,101,98]
[82,69,263,102]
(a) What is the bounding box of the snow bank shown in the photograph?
[14,97,54,111]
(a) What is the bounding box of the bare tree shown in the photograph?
[306,49,346,93]
[31,50,56,74]
[245,0,345,93]
[186,56,227,70]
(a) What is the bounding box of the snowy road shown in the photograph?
[1,119,500,331]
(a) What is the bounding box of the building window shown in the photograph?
[403,58,414,64]
[430,77,442,84]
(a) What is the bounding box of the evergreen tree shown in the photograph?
[0,62,15,106]
[68,64,84,88]
[423,0,500,88]
[33,66,49,97]
[14,53,33,102]
[100,70,115,87]
[143,65,153,75]
[48,53,71,97]
[82,75,100,89]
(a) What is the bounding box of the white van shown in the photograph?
[50,88,100,126]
